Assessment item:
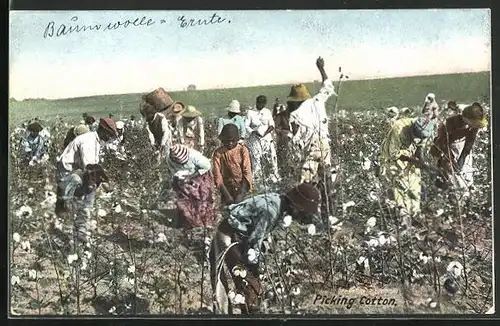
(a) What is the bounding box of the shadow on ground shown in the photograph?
[88,292,150,315]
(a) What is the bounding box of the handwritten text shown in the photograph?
[177,13,230,29]
[42,13,231,39]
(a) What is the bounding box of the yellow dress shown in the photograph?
[379,118,423,216]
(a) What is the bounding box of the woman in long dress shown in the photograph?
[166,144,215,228]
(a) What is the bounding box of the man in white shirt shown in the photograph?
[245,95,280,184]
[288,56,336,183]
[56,118,118,245]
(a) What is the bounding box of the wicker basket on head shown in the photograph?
[142,88,174,112]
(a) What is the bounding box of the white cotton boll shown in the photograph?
[11,276,20,286]
[367,191,379,201]
[109,306,116,314]
[239,269,247,279]
[67,254,78,264]
[21,240,31,251]
[247,248,257,263]
[128,277,135,286]
[328,215,340,225]
[228,290,236,301]
[128,265,136,274]
[366,217,377,228]
[156,233,167,243]
[89,219,97,231]
[378,235,387,246]
[54,219,63,231]
[282,215,292,227]
[436,209,444,217]
[232,266,241,277]
[28,270,37,280]
[429,301,438,308]
[366,239,379,247]
[342,201,355,211]
[234,293,246,305]
[362,159,371,170]
[447,261,464,277]
[28,188,34,194]
[307,224,316,235]
[114,205,122,213]
[357,256,367,265]
[45,192,57,205]
[13,232,21,243]
[16,205,33,218]
[97,209,107,217]
[81,260,88,270]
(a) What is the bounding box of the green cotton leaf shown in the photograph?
[28,299,49,310]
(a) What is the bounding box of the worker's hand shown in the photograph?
[101,182,112,192]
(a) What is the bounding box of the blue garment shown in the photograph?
[227,193,283,258]
[217,115,247,139]
[56,163,95,242]
[412,117,437,139]
[21,134,47,161]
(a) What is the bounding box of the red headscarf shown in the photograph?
[99,118,118,137]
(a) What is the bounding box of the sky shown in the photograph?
[9,9,491,100]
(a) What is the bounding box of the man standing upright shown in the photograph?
[287,57,336,183]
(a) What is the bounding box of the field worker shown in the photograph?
[177,105,205,152]
[168,102,186,144]
[63,123,90,148]
[165,144,215,228]
[272,99,292,173]
[127,115,138,129]
[212,123,253,206]
[210,182,321,314]
[21,121,50,165]
[217,100,247,142]
[430,102,487,192]
[379,110,438,227]
[55,118,117,245]
[287,57,337,183]
[105,120,127,160]
[84,115,99,132]
[141,103,173,159]
[115,121,125,143]
[245,95,280,184]
[423,93,440,114]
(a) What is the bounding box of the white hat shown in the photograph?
[425,93,436,103]
[226,100,241,113]
[116,121,125,129]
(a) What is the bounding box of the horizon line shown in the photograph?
[10,70,490,102]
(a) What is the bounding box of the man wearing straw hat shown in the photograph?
[286,56,337,184]
[217,100,247,141]
[430,102,488,193]
[177,105,205,152]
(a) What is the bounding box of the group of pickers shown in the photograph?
[14,56,488,314]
